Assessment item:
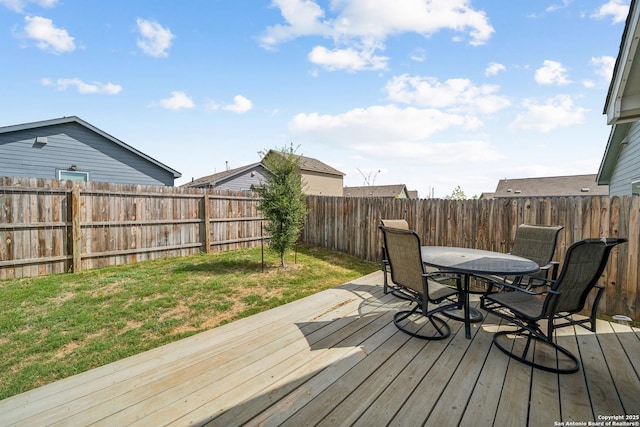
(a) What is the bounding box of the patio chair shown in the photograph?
[380,219,410,295]
[481,237,627,373]
[380,226,461,340]
[480,224,564,291]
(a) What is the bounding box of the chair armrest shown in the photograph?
[493,279,551,296]
[472,273,507,292]
[538,261,560,279]
[425,269,461,282]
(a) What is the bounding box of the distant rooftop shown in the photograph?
[483,174,609,199]
[343,184,410,198]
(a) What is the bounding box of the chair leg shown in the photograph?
[492,328,580,374]
[590,285,605,333]
[393,305,451,340]
[382,261,389,294]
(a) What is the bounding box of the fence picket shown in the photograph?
[0,177,637,321]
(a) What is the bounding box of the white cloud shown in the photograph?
[535,60,571,85]
[385,74,511,114]
[223,95,253,113]
[410,48,426,62]
[41,77,122,94]
[205,100,221,111]
[23,15,74,53]
[261,0,494,71]
[260,0,330,48]
[206,95,254,113]
[484,62,506,77]
[508,95,588,132]
[289,104,469,146]
[136,18,174,58]
[288,104,505,168]
[328,0,494,45]
[591,0,630,24]
[1,0,24,11]
[1,0,58,12]
[158,91,194,110]
[590,55,616,81]
[352,139,504,165]
[546,0,571,13]
[308,45,388,72]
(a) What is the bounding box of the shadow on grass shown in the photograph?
[172,259,270,275]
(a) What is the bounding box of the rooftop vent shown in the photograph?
[581,188,590,192]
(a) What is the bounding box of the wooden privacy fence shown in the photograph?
[301,195,640,321]
[2,176,639,321]
[0,177,264,279]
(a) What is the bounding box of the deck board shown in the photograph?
[1,271,639,427]
[556,327,595,421]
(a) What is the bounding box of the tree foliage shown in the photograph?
[447,185,467,200]
[256,145,308,267]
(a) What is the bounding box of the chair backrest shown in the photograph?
[379,226,424,295]
[380,219,410,230]
[510,224,563,277]
[548,238,627,315]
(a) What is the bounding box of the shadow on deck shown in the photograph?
[1,271,639,426]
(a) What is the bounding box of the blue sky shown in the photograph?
[0,0,631,197]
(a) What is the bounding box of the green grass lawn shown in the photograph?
[0,244,378,400]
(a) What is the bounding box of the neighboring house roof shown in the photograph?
[185,151,345,190]
[487,174,608,198]
[0,116,181,179]
[298,155,345,176]
[598,0,639,185]
[182,162,263,188]
[264,150,345,177]
[343,184,410,198]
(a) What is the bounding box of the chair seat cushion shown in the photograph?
[428,279,459,301]
[485,291,544,320]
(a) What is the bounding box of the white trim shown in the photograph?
[58,169,89,182]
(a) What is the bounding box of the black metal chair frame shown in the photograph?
[481,237,627,374]
[380,219,410,296]
[479,224,564,291]
[380,220,463,303]
[380,226,462,340]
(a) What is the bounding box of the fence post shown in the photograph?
[202,193,211,254]
[71,185,82,272]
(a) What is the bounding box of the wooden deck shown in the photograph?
[2,271,639,426]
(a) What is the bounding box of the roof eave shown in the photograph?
[604,0,640,124]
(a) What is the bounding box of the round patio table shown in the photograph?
[421,246,540,339]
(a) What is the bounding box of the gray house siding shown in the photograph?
[599,0,640,196]
[0,122,176,186]
[608,121,640,196]
[214,165,268,192]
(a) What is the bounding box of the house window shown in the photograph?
[632,180,640,196]
[59,170,89,182]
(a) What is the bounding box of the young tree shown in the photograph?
[256,145,308,268]
[447,185,467,200]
